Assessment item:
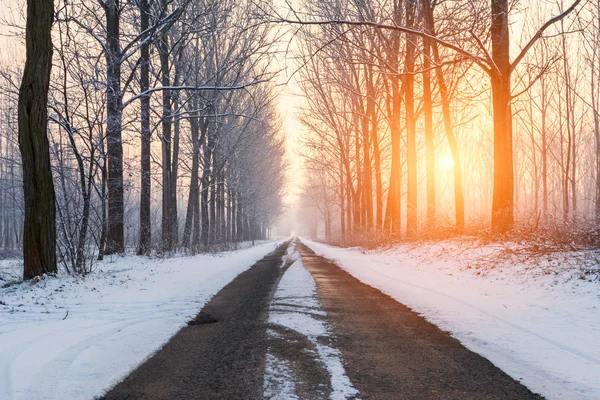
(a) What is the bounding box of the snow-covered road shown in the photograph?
[0,240,285,400]
[302,238,600,400]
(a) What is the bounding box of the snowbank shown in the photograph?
[0,239,286,400]
[302,238,600,400]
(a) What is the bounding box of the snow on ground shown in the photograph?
[302,238,600,400]
[264,241,358,400]
[263,353,299,400]
[0,239,286,400]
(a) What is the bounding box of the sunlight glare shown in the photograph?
[438,154,454,171]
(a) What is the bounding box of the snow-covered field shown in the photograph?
[0,239,286,400]
[302,238,600,400]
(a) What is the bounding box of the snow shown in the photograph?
[0,239,286,400]
[263,353,300,400]
[264,241,358,400]
[301,238,600,400]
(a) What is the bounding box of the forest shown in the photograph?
[0,1,599,399]
[0,0,597,277]
[0,0,286,276]
[290,0,599,247]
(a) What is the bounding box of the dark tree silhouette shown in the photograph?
[18,0,57,279]
[137,0,152,256]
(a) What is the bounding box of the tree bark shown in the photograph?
[353,115,362,232]
[104,0,125,254]
[230,189,236,242]
[384,74,402,237]
[171,89,180,247]
[422,1,436,225]
[182,98,200,249]
[19,0,57,279]
[405,0,418,237]
[159,25,173,251]
[137,0,151,255]
[201,121,213,248]
[427,3,465,232]
[210,152,217,244]
[367,67,383,231]
[490,0,515,232]
[339,162,346,240]
[170,56,183,247]
[361,99,373,232]
[97,149,107,260]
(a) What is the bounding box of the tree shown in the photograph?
[0,0,285,268]
[277,0,583,234]
[103,0,125,254]
[18,0,56,278]
[137,0,152,256]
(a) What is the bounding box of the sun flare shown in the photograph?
[438,154,454,171]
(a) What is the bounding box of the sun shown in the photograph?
[438,154,454,171]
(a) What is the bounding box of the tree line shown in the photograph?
[3,0,286,278]
[281,0,597,243]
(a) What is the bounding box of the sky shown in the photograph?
[276,68,305,206]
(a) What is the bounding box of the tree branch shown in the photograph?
[511,0,583,72]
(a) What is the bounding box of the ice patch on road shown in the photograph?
[264,241,358,400]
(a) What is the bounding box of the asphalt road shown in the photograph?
[102,241,290,400]
[102,239,544,400]
[295,240,543,400]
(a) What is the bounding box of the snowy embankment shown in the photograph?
[302,238,600,400]
[0,239,286,400]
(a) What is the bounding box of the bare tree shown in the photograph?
[18,0,56,278]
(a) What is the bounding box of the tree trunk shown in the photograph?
[361,109,373,232]
[384,1,402,237]
[528,96,539,217]
[541,88,549,221]
[137,0,151,255]
[367,68,383,231]
[405,0,418,237]
[105,0,125,254]
[201,122,213,248]
[339,162,346,240]
[182,99,200,249]
[490,0,514,232]
[18,0,57,279]
[384,76,402,237]
[353,116,362,232]
[226,186,232,243]
[346,165,353,235]
[230,189,236,243]
[428,4,465,232]
[170,57,183,247]
[97,152,107,260]
[422,1,436,225]
[159,26,173,251]
[236,196,243,242]
[210,153,217,245]
[219,171,226,242]
[171,90,180,247]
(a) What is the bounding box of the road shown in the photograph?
[102,239,543,400]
